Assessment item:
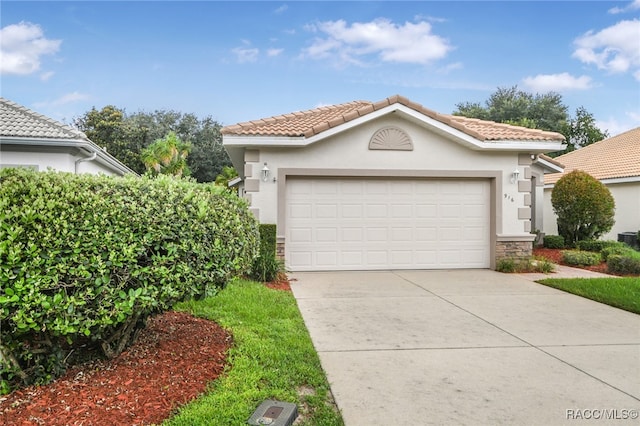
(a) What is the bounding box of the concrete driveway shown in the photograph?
[290,270,640,425]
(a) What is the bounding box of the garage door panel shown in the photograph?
[342,204,362,218]
[286,178,490,271]
[316,204,338,218]
[290,228,312,243]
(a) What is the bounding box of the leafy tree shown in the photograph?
[453,86,608,155]
[454,86,568,133]
[557,106,609,154]
[551,170,615,246]
[74,108,232,181]
[141,132,191,177]
[73,106,147,174]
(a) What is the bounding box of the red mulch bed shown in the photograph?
[1,311,231,426]
[1,277,292,426]
[264,272,293,291]
[533,247,609,274]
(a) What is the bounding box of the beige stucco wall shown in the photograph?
[543,180,640,241]
[243,115,533,240]
[0,150,120,176]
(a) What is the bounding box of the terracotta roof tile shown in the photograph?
[0,97,89,141]
[545,127,640,184]
[221,95,566,143]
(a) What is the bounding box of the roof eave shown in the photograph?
[0,136,137,175]
[534,156,564,173]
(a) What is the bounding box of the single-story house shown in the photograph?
[0,97,134,176]
[543,126,640,241]
[222,95,566,271]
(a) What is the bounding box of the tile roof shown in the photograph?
[221,94,565,142]
[545,127,640,184]
[0,97,89,141]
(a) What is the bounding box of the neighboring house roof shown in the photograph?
[0,97,135,175]
[545,126,640,185]
[222,94,566,143]
[0,97,90,140]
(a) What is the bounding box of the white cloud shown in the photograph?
[53,91,89,105]
[0,21,61,74]
[597,111,640,136]
[572,19,640,80]
[232,46,259,63]
[302,18,452,66]
[267,48,284,57]
[34,91,90,108]
[274,4,288,15]
[608,0,640,14]
[522,73,593,92]
[437,62,463,74]
[40,70,54,81]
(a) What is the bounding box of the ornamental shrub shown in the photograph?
[561,250,602,266]
[543,235,565,249]
[551,170,615,246]
[607,255,640,275]
[0,168,258,392]
[601,244,637,261]
[576,240,621,252]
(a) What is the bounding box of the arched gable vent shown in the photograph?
[369,126,413,151]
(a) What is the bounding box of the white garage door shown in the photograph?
[285,178,490,271]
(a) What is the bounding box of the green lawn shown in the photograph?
[164,279,343,426]
[537,277,640,314]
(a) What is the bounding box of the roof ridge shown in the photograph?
[221,95,565,142]
[0,97,89,140]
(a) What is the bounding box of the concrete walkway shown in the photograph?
[290,270,640,425]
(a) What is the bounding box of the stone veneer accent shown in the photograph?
[495,240,532,260]
[276,238,285,259]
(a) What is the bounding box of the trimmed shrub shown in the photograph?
[601,245,638,262]
[607,255,640,275]
[0,169,258,392]
[249,224,283,282]
[543,235,565,249]
[496,257,555,273]
[551,170,615,246]
[576,240,621,252]
[561,250,602,266]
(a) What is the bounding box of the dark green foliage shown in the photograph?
[0,168,258,392]
[556,106,609,154]
[576,240,620,252]
[543,235,565,249]
[607,255,640,275]
[249,224,283,283]
[601,245,637,262]
[561,250,602,266]
[453,86,608,157]
[454,86,568,133]
[74,108,231,181]
[258,224,277,254]
[551,170,615,246]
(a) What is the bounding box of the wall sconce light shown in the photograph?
[511,168,520,184]
[261,163,270,182]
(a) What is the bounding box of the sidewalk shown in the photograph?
[517,264,620,282]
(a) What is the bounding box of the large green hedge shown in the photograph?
[0,168,258,392]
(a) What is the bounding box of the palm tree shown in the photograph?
[140,132,191,177]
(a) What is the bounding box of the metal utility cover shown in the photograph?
[247,400,298,426]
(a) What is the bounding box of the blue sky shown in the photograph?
[2,1,639,136]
